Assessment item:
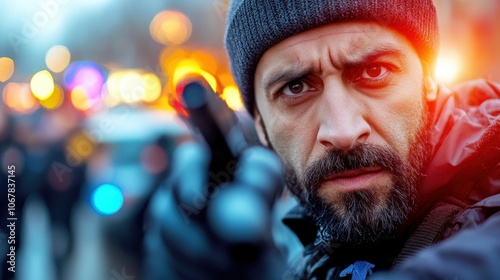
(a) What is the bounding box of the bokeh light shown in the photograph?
[65,132,96,164]
[67,132,96,162]
[105,70,163,105]
[91,184,124,216]
[119,71,144,103]
[150,10,192,45]
[64,61,105,106]
[436,51,462,85]
[71,86,91,111]
[221,85,244,111]
[141,73,162,103]
[2,83,39,114]
[191,50,218,74]
[46,45,71,73]
[30,70,55,100]
[172,59,217,92]
[0,57,15,82]
[105,71,126,106]
[158,46,229,113]
[40,84,64,110]
[160,46,189,74]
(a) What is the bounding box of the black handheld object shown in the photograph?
[181,79,249,194]
[172,79,286,279]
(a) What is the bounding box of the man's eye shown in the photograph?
[359,65,388,79]
[282,79,311,95]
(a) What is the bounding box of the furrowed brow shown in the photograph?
[259,46,406,93]
[260,66,312,94]
[342,47,406,69]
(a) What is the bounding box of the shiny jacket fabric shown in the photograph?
[284,80,500,280]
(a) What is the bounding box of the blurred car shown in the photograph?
[82,106,190,276]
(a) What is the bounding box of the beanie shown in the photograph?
[224,0,439,115]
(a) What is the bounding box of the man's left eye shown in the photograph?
[344,63,397,87]
[360,65,387,79]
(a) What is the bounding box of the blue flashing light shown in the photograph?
[91,184,124,216]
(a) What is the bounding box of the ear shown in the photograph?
[422,61,438,102]
[253,107,269,147]
[424,75,437,102]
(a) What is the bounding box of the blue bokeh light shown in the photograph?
[91,183,124,216]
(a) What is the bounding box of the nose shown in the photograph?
[317,84,371,150]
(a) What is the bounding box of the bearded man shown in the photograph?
[144,1,500,279]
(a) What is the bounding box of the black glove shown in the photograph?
[143,142,286,280]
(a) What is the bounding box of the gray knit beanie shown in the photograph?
[224,0,439,115]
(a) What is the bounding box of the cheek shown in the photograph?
[374,89,425,161]
[265,110,318,174]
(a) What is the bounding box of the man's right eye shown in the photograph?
[281,79,311,96]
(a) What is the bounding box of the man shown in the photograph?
[144,0,500,279]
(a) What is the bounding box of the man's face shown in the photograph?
[253,22,436,244]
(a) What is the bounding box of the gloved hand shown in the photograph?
[143,142,286,280]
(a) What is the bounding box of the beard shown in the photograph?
[283,106,432,246]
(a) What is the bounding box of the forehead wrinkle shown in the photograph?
[257,28,412,94]
[272,29,372,52]
[328,41,408,70]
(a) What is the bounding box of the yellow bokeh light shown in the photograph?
[221,85,244,111]
[106,71,126,105]
[46,45,71,73]
[0,57,15,82]
[31,70,55,100]
[191,50,218,74]
[71,87,90,111]
[141,73,162,103]
[176,59,201,72]
[172,59,218,93]
[150,10,192,45]
[2,83,39,113]
[40,84,64,110]
[106,70,162,105]
[435,51,462,85]
[173,69,196,87]
[160,46,189,75]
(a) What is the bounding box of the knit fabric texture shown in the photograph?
[224,0,439,115]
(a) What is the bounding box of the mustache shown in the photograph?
[303,144,404,189]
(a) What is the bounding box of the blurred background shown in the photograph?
[0,0,499,279]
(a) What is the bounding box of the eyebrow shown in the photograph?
[260,65,313,94]
[341,47,406,69]
[260,45,406,93]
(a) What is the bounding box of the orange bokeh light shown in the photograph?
[150,10,192,45]
[2,83,39,114]
[0,57,15,82]
[71,86,91,111]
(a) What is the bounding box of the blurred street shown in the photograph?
[19,197,105,280]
